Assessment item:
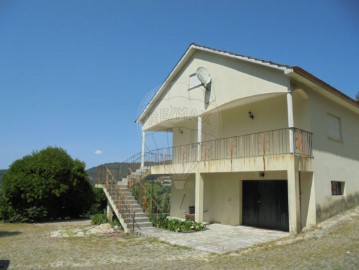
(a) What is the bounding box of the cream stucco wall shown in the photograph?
[306,88,359,221]
[143,47,358,232]
[142,50,290,131]
[170,171,299,226]
[170,175,195,219]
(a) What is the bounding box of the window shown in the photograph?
[327,113,342,141]
[331,181,345,196]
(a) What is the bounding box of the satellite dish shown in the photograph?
[196,67,212,87]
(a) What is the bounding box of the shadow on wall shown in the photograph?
[0,260,10,270]
[316,192,359,222]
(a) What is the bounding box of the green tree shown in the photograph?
[0,147,95,222]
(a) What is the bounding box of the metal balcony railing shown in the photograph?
[146,128,312,165]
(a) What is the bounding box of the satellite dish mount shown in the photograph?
[196,67,212,91]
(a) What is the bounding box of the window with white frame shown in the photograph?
[327,113,342,141]
[331,181,345,196]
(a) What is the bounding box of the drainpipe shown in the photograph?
[197,115,202,161]
[287,89,295,153]
[141,130,145,168]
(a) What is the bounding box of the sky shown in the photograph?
[0,0,358,169]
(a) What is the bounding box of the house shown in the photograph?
[136,43,359,234]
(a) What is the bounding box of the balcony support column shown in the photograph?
[287,158,301,234]
[197,116,202,162]
[287,90,295,153]
[195,171,204,223]
[141,130,146,168]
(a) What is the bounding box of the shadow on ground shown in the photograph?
[0,231,22,238]
[0,260,10,270]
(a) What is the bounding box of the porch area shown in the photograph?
[140,223,289,254]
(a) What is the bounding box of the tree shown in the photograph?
[0,147,95,222]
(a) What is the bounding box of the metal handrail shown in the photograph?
[97,165,137,231]
[147,128,313,165]
[129,173,170,217]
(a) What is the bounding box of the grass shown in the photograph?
[0,212,358,269]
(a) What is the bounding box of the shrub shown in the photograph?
[1,147,95,222]
[87,188,107,215]
[150,215,206,232]
[91,213,108,225]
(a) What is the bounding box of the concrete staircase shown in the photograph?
[97,166,152,233]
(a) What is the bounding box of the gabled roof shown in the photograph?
[137,43,358,124]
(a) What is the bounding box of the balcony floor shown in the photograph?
[150,154,312,175]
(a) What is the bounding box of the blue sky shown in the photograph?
[0,0,358,169]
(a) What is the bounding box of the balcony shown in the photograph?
[145,128,313,174]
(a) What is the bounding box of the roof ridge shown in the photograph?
[190,43,292,69]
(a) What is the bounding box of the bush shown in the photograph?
[1,147,95,222]
[87,188,107,215]
[150,215,206,232]
[91,213,108,225]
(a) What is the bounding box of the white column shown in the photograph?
[287,160,300,234]
[287,90,295,153]
[197,116,202,162]
[141,130,145,168]
[195,171,204,223]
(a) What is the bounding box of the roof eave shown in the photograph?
[136,43,197,124]
[290,66,359,109]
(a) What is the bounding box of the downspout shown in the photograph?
[287,88,295,153]
[197,115,202,162]
[285,69,295,154]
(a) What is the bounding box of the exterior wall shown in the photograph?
[292,89,311,131]
[203,173,241,225]
[307,88,359,221]
[170,174,195,219]
[220,95,288,138]
[300,172,316,227]
[142,50,290,131]
[143,47,358,232]
[170,171,294,226]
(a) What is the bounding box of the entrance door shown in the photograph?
[242,180,289,231]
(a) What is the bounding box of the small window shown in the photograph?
[327,113,342,142]
[189,73,201,90]
[331,181,345,196]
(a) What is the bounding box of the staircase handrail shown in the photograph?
[99,165,137,231]
[129,168,170,217]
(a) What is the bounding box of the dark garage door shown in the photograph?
[242,180,289,231]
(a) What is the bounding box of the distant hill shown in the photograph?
[0,163,134,187]
[86,162,135,185]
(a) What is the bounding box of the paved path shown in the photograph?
[140,224,289,254]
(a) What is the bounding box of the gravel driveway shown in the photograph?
[1,207,359,269]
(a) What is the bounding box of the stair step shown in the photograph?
[135,217,150,222]
[101,168,153,231]
[136,221,153,228]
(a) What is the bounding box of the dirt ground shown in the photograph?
[1,208,359,270]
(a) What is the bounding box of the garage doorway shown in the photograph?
[242,180,289,231]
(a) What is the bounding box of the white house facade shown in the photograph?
[136,43,359,234]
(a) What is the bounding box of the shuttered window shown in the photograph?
[327,113,342,142]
